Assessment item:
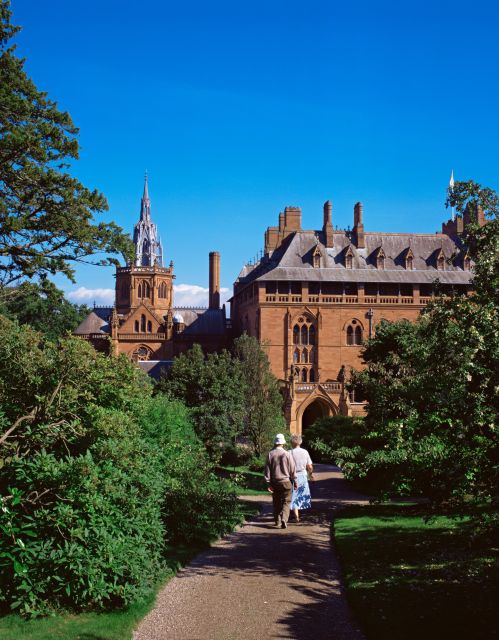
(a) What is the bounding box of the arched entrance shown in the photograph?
[300,397,334,432]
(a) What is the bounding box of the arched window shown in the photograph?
[309,369,315,382]
[134,320,139,332]
[132,345,151,362]
[301,368,307,382]
[308,325,316,345]
[437,255,445,271]
[345,254,353,269]
[302,348,308,363]
[464,256,471,271]
[158,282,167,298]
[144,282,150,297]
[293,348,300,363]
[377,255,385,270]
[346,325,354,345]
[354,326,362,345]
[140,314,146,332]
[313,253,320,268]
[147,320,152,333]
[301,325,308,345]
[309,347,314,363]
[293,325,300,344]
[406,256,413,270]
[138,283,142,298]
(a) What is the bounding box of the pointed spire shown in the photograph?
[140,172,151,221]
[133,175,164,267]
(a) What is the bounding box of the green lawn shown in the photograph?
[217,465,268,495]
[0,503,259,640]
[333,504,499,640]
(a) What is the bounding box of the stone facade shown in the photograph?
[231,200,477,433]
[75,178,228,370]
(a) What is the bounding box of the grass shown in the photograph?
[217,464,268,495]
[333,504,499,640]
[0,503,259,640]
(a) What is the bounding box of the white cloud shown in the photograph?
[174,283,230,308]
[67,287,115,305]
[66,284,231,309]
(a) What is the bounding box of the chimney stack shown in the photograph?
[353,202,365,248]
[323,200,334,247]
[209,251,221,309]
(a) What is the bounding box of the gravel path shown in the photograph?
[134,464,368,640]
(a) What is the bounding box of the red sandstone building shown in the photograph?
[76,179,478,432]
[75,178,228,374]
[230,201,478,433]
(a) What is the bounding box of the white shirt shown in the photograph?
[290,446,312,472]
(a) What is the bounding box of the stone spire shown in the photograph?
[133,175,163,267]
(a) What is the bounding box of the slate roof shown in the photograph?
[173,307,226,335]
[236,230,473,286]
[74,306,226,336]
[74,307,112,335]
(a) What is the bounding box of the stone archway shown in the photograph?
[299,397,336,432]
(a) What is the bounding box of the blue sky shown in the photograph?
[12,0,499,306]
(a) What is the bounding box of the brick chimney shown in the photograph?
[353,202,365,249]
[209,251,220,309]
[323,200,334,248]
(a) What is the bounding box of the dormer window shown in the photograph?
[437,250,445,271]
[345,245,354,269]
[313,246,321,268]
[463,254,471,271]
[405,249,414,270]
[375,248,385,270]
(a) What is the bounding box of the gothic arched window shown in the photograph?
[354,326,362,345]
[138,283,142,298]
[293,325,300,344]
[134,320,139,332]
[140,314,146,332]
[302,348,308,364]
[309,368,315,382]
[147,320,152,333]
[301,325,308,345]
[346,325,354,345]
[309,325,316,345]
[293,348,300,363]
[437,255,445,271]
[301,368,307,382]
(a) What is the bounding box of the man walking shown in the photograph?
[264,433,297,529]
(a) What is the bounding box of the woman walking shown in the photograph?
[289,434,314,522]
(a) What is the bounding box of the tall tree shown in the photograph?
[0,277,89,340]
[157,344,246,457]
[233,334,285,456]
[345,181,499,528]
[0,1,133,287]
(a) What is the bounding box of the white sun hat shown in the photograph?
[274,433,286,445]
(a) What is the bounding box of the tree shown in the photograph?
[157,344,246,457]
[233,334,285,456]
[339,181,499,530]
[0,277,89,340]
[0,1,133,287]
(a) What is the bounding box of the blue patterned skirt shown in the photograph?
[291,470,312,510]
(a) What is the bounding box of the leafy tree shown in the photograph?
[0,1,133,287]
[0,319,242,616]
[157,344,246,457]
[0,277,89,340]
[324,181,499,531]
[232,334,285,456]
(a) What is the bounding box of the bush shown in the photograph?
[220,443,254,468]
[305,416,365,462]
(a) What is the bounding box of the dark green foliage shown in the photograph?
[322,182,499,531]
[0,318,242,617]
[0,1,133,287]
[157,344,246,457]
[0,278,89,340]
[334,504,498,640]
[304,416,365,463]
[232,334,286,456]
[137,396,242,546]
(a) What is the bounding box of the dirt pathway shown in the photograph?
[134,464,368,640]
